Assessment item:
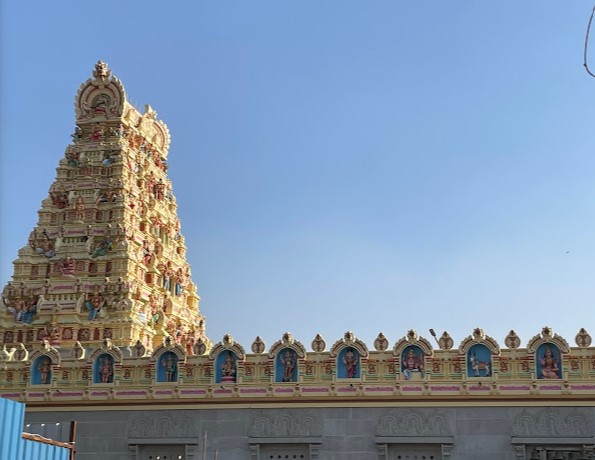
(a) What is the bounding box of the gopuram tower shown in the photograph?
[0,61,208,351]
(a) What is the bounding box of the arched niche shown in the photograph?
[31,355,53,385]
[88,339,123,384]
[151,337,187,383]
[209,334,245,384]
[156,350,179,383]
[215,350,238,384]
[393,330,432,381]
[268,333,306,383]
[457,328,499,379]
[329,332,368,380]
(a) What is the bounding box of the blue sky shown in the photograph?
[1,1,594,351]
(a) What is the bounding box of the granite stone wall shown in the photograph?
[23,406,595,460]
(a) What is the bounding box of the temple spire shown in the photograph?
[0,62,208,351]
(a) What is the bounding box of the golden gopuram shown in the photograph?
[0,62,594,460]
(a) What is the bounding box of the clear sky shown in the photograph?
[1,1,594,351]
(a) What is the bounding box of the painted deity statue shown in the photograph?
[38,357,51,384]
[91,238,112,258]
[85,293,104,320]
[539,346,560,379]
[100,357,113,383]
[279,349,296,382]
[221,352,236,383]
[342,348,357,378]
[57,257,76,277]
[402,347,424,380]
[161,354,177,382]
[141,239,153,266]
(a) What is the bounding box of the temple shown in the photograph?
[0,63,594,460]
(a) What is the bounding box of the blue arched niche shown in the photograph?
[337,347,360,378]
[401,345,424,380]
[156,351,178,382]
[536,343,562,379]
[216,351,237,383]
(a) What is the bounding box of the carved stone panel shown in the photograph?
[248,412,322,438]
[511,408,593,437]
[128,412,199,440]
[376,410,452,437]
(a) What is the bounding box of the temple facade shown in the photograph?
[0,63,594,460]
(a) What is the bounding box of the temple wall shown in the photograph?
[23,405,595,459]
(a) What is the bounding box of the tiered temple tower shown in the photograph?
[0,61,207,351]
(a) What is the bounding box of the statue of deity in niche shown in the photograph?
[99,356,113,383]
[342,348,357,378]
[402,347,424,380]
[220,352,236,383]
[38,357,51,384]
[85,293,104,320]
[160,353,177,382]
[538,345,561,379]
[279,349,297,382]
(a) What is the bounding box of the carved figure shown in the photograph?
[85,293,104,320]
[90,123,104,142]
[57,257,76,277]
[469,352,491,377]
[153,179,165,200]
[342,348,357,378]
[279,349,296,382]
[17,298,37,324]
[539,346,560,379]
[174,268,186,296]
[100,356,113,383]
[38,357,51,384]
[221,352,236,383]
[71,126,83,142]
[73,196,85,221]
[91,94,110,116]
[161,354,177,382]
[402,347,424,380]
[161,262,174,291]
[102,152,115,166]
[91,238,112,258]
[141,240,152,266]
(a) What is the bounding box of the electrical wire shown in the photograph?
[584,3,595,76]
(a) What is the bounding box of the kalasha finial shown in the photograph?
[93,61,111,82]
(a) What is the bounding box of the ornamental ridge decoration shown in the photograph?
[329,331,369,357]
[457,327,500,355]
[248,412,323,438]
[511,408,592,437]
[375,410,452,437]
[268,332,307,358]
